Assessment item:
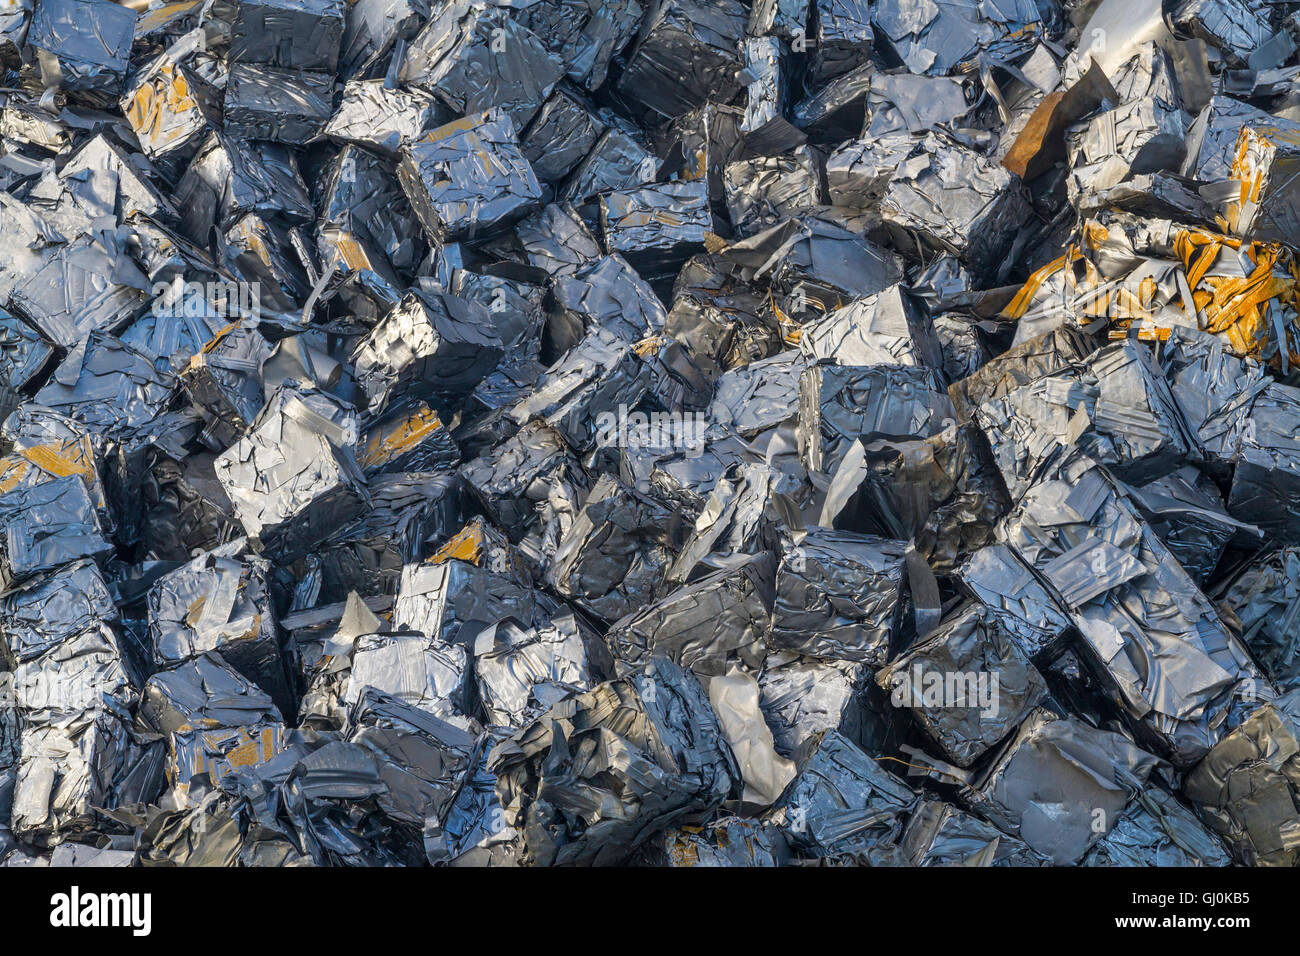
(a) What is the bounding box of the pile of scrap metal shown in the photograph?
[1,0,1299,867]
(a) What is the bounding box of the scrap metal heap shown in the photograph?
[5,0,1300,867]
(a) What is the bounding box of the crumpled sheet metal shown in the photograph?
[603,552,774,678]
[230,0,346,72]
[961,708,1163,865]
[1227,124,1300,250]
[722,214,903,306]
[1184,694,1300,865]
[398,108,543,243]
[0,558,115,664]
[615,0,745,120]
[0,0,30,65]
[1170,0,1270,68]
[26,0,135,99]
[318,144,426,283]
[723,148,821,238]
[507,0,644,93]
[663,461,792,586]
[336,0,428,81]
[901,796,1046,866]
[798,362,954,476]
[797,284,945,370]
[0,474,111,591]
[11,711,160,845]
[358,403,458,477]
[550,255,666,351]
[806,0,873,87]
[34,332,178,446]
[0,309,54,405]
[641,816,791,866]
[878,602,1048,767]
[347,687,481,842]
[1183,95,1300,182]
[518,86,606,185]
[867,71,973,138]
[295,591,386,730]
[140,651,282,736]
[509,326,654,451]
[775,728,915,859]
[869,0,1042,77]
[146,540,294,716]
[879,132,1031,276]
[1022,218,1300,371]
[64,130,176,226]
[1064,95,1187,207]
[768,527,907,665]
[708,350,806,438]
[1216,547,1300,691]
[222,63,334,145]
[998,453,1270,767]
[323,79,443,155]
[0,432,106,521]
[344,629,473,724]
[10,234,152,350]
[121,47,223,173]
[1159,326,1268,467]
[132,449,240,562]
[174,132,315,243]
[489,658,738,866]
[1123,466,1258,585]
[599,179,712,279]
[953,544,1070,658]
[1082,786,1234,867]
[181,322,273,451]
[167,723,285,805]
[11,624,135,729]
[708,670,796,809]
[213,383,369,562]
[474,610,614,728]
[1226,379,1300,544]
[1,0,1295,873]
[8,621,161,845]
[399,0,564,130]
[825,132,914,211]
[458,420,585,541]
[972,339,1199,500]
[393,556,540,654]
[547,473,687,623]
[515,202,602,278]
[561,115,660,205]
[352,289,503,413]
[738,36,804,155]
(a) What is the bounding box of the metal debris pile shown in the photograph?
[3,0,1300,868]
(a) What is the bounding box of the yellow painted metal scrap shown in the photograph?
[358,403,443,469]
[1000,218,1300,368]
[0,437,99,497]
[1171,227,1300,366]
